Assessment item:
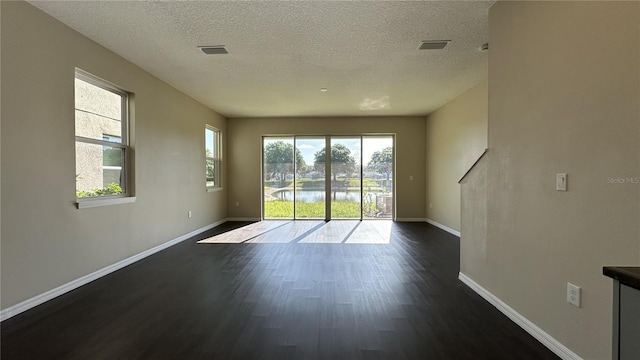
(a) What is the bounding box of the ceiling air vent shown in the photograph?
[199,46,228,55]
[419,40,450,50]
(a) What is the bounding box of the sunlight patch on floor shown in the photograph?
[198,220,393,244]
[344,220,393,244]
[198,221,290,243]
[245,221,325,243]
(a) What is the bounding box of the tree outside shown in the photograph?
[263,141,305,184]
[313,143,357,181]
[367,146,393,183]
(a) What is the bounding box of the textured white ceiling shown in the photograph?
[29,0,492,118]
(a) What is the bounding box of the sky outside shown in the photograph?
[265,137,392,167]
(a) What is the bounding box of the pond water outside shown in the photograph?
[273,190,362,203]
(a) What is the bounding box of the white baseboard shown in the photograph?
[0,219,226,322]
[225,217,261,222]
[426,218,461,237]
[395,217,427,222]
[458,272,582,360]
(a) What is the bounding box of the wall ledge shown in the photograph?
[0,219,227,322]
[76,196,136,209]
[458,148,488,183]
[426,218,461,237]
[458,272,583,360]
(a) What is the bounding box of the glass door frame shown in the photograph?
[261,134,395,221]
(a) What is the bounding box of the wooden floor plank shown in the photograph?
[247,220,325,244]
[1,221,559,359]
[198,220,290,243]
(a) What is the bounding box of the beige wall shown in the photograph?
[227,117,426,220]
[425,81,487,232]
[1,1,227,309]
[461,2,640,359]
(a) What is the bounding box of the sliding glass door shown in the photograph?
[263,137,295,218]
[362,136,393,219]
[295,137,326,219]
[329,137,361,219]
[263,135,393,220]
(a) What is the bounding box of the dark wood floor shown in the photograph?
[2,221,559,359]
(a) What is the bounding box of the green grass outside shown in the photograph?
[265,200,364,218]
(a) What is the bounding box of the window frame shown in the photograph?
[75,69,134,208]
[205,125,223,191]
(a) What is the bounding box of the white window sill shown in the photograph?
[206,187,223,193]
[76,196,136,209]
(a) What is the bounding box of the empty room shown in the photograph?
[1,1,639,359]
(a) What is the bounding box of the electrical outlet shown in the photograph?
[188,211,192,218]
[567,283,580,307]
[236,201,240,207]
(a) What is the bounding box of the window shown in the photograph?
[206,125,222,190]
[75,69,132,206]
[262,135,394,220]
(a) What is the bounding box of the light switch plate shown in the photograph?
[556,173,568,191]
